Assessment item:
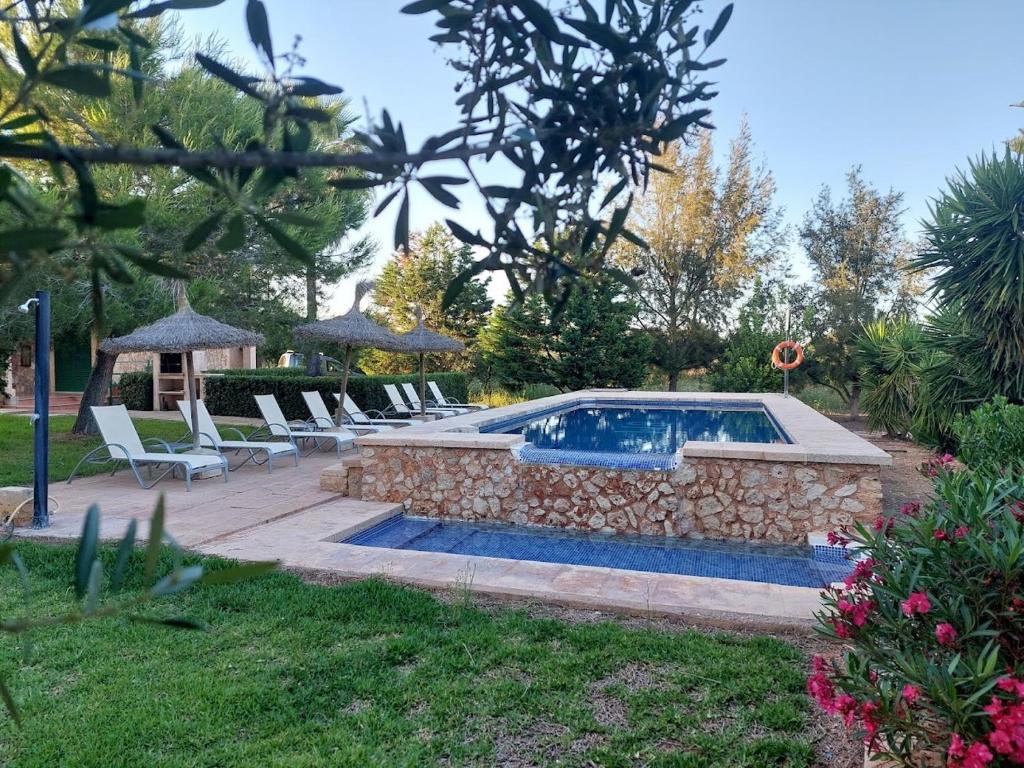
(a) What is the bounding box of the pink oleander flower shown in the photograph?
[826,530,849,547]
[837,595,874,628]
[902,684,921,704]
[899,500,922,516]
[935,622,958,646]
[843,558,876,590]
[954,525,970,538]
[872,515,894,534]
[934,528,949,541]
[901,591,931,616]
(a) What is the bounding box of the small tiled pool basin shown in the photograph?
[344,515,854,588]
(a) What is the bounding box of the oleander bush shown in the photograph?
[811,464,1024,766]
[204,371,468,419]
[116,370,153,411]
[953,396,1024,477]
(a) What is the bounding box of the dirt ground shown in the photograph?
[294,423,937,768]
[832,417,937,514]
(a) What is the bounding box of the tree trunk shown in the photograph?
[71,349,118,435]
[668,371,679,392]
[304,265,322,376]
[849,382,861,421]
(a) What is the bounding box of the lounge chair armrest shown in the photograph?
[311,416,337,429]
[221,426,249,441]
[247,423,296,441]
[288,419,312,429]
[362,409,388,419]
[142,437,176,453]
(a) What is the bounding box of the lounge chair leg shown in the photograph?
[293,451,299,467]
[185,471,192,492]
[266,452,273,473]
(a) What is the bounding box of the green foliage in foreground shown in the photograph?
[0,415,246,487]
[0,544,817,768]
[953,396,1024,475]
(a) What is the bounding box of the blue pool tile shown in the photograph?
[343,515,855,589]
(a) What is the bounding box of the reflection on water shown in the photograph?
[509,406,784,452]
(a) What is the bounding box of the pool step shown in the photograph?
[320,455,370,497]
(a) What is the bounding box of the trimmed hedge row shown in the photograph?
[204,372,469,420]
[117,370,153,411]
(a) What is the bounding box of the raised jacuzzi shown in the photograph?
[345,390,891,544]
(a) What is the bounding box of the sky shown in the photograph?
[177,0,1024,316]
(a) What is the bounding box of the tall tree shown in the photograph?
[478,278,651,392]
[614,122,785,389]
[800,167,918,418]
[362,223,492,374]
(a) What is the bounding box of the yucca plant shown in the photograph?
[914,151,1024,400]
[857,319,922,437]
[911,308,998,449]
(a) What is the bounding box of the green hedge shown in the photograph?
[204,372,469,420]
[117,370,153,411]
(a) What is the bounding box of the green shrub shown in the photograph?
[856,319,921,438]
[953,396,1024,475]
[117,370,153,411]
[811,467,1024,765]
[204,371,468,419]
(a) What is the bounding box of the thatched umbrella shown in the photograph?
[293,280,408,424]
[397,306,465,416]
[100,296,263,451]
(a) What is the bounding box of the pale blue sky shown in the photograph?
[177,1,1023,313]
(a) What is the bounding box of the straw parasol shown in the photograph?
[397,306,465,416]
[100,294,263,451]
[293,280,408,423]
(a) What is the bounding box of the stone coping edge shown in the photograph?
[356,390,892,467]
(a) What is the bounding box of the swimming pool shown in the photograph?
[478,401,788,470]
[343,514,854,588]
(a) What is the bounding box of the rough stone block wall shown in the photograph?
[358,445,882,543]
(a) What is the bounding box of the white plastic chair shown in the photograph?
[301,391,392,434]
[390,383,456,417]
[337,394,417,427]
[428,380,488,411]
[253,394,355,455]
[176,399,298,472]
[68,405,228,491]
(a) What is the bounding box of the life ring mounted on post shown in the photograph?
[771,340,804,371]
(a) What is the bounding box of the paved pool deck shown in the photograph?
[14,433,829,632]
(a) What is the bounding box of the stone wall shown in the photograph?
[358,445,882,543]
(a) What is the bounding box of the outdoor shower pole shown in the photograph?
[783,306,791,399]
[32,290,51,528]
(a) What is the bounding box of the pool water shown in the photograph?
[343,515,853,588]
[492,405,786,454]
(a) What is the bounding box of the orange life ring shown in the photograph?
[772,341,804,371]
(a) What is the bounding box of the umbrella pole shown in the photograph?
[185,350,200,451]
[336,344,353,426]
[419,352,426,417]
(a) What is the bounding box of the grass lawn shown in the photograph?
[0,543,819,767]
[0,414,248,487]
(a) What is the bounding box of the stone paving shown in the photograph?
[13,414,838,630]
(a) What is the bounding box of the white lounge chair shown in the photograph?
[253,394,356,455]
[301,391,392,435]
[384,383,456,418]
[176,399,298,472]
[336,394,418,428]
[401,382,469,415]
[428,380,488,411]
[68,405,228,491]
